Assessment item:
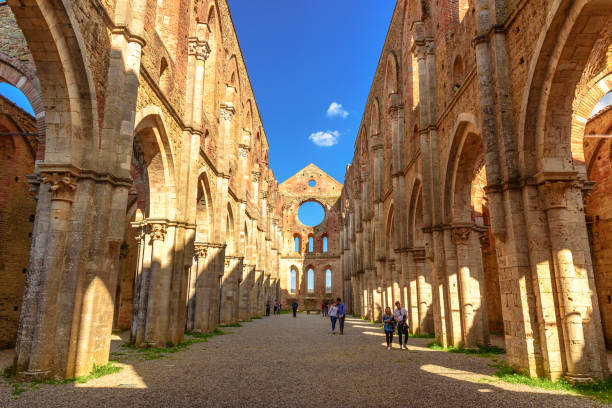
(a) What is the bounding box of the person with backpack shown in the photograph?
[382,306,395,350]
[394,301,409,350]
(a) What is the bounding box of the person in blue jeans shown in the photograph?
[336,298,346,335]
[382,306,395,350]
[329,301,339,334]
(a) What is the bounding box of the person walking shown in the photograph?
[394,301,409,350]
[328,301,339,334]
[321,301,326,317]
[383,306,395,350]
[291,301,298,317]
[266,302,271,316]
[336,297,346,335]
[323,302,328,317]
[277,302,281,315]
[273,300,278,315]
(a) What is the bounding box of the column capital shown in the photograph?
[194,243,208,259]
[149,222,168,241]
[452,226,472,245]
[220,103,235,121]
[41,171,78,202]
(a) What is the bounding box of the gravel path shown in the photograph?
[0,315,607,407]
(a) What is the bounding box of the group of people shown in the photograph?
[326,298,346,335]
[265,300,283,316]
[382,302,409,350]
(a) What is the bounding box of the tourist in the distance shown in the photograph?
[336,297,346,335]
[273,300,279,315]
[329,300,339,334]
[323,302,328,317]
[394,301,408,350]
[383,306,395,350]
[277,302,281,315]
[291,301,298,317]
[266,301,271,316]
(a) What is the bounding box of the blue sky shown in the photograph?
[227,0,396,184]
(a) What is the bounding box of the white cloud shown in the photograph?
[309,130,340,147]
[327,102,349,119]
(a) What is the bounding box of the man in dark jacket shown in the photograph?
[291,301,298,317]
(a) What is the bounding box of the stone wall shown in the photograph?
[340,0,611,382]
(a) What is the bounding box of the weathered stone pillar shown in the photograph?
[413,248,433,334]
[239,264,255,321]
[186,242,225,333]
[538,179,609,381]
[452,226,489,347]
[221,256,242,324]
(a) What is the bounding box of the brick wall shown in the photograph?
[0,94,36,348]
[584,105,612,348]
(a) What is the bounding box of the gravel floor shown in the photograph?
[0,315,608,407]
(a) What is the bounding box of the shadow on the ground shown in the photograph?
[0,315,605,408]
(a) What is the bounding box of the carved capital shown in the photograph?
[196,41,211,61]
[251,171,261,182]
[41,172,77,202]
[412,249,426,263]
[194,244,208,259]
[452,227,471,245]
[220,103,235,121]
[538,180,580,210]
[238,144,250,158]
[149,223,168,241]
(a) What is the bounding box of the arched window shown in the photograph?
[323,235,328,252]
[289,269,297,294]
[294,235,300,253]
[308,235,314,252]
[307,268,314,293]
[325,269,332,293]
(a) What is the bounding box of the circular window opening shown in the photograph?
[297,201,325,227]
[308,179,316,188]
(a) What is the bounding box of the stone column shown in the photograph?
[239,264,254,321]
[413,249,433,334]
[538,179,609,381]
[452,226,488,347]
[186,242,225,333]
[221,256,243,325]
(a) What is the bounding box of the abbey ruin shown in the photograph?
[0,0,610,394]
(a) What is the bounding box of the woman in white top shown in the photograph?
[328,301,339,334]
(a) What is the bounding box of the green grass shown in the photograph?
[251,316,263,319]
[492,362,612,404]
[2,362,122,395]
[121,328,226,360]
[427,339,506,358]
[219,322,242,328]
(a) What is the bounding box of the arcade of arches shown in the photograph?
[0,0,610,386]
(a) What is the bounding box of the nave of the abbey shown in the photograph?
[0,0,611,398]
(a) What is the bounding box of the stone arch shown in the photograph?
[370,98,381,135]
[443,113,481,223]
[133,111,177,220]
[196,170,215,243]
[203,3,222,118]
[8,0,99,168]
[572,72,612,176]
[407,177,423,248]
[226,202,236,254]
[518,0,612,177]
[0,56,44,161]
[384,51,399,97]
[385,203,395,255]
